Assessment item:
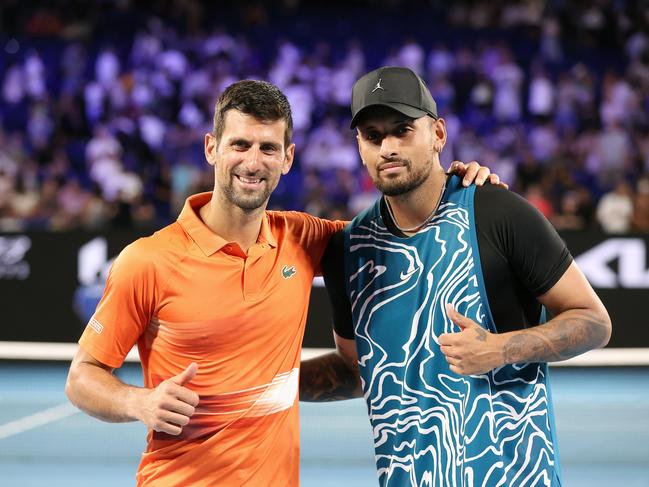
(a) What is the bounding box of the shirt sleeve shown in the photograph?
[288,211,347,276]
[78,239,157,368]
[321,230,355,339]
[475,184,573,297]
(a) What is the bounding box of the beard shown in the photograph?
[221,174,274,212]
[372,158,433,196]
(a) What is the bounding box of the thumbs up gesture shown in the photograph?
[438,305,505,376]
[136,363,200,435]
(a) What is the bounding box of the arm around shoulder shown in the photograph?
[299,331,362,402]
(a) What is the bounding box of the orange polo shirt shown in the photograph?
[79,192,345,486]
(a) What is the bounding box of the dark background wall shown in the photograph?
[0,230,646,348]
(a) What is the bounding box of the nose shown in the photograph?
[243,147,263,173]
[379,135,399,159]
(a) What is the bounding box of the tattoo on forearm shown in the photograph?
[300,352,361,402]
[503,311,610,364]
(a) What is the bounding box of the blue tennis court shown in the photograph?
[1,362,647,486]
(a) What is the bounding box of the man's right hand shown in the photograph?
[136,363,200,435]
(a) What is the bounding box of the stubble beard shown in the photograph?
[373,158,434,197]
[221,176,273,212]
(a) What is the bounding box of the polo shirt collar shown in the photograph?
[258,209,278,248]
[177,192,277,256]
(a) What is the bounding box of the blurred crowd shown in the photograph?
[1,0,649,233]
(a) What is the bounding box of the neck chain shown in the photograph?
[385,182,446,234]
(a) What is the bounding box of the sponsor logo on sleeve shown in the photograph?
[88,317,104,335]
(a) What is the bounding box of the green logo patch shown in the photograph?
[282,265,297,279]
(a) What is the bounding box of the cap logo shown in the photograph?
[371,78,384,93]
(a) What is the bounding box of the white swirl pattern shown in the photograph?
[347,201,558,487]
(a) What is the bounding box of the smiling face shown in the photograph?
[355,106,446,196]
[205,109,294,212]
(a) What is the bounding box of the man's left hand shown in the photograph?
[447,161,508,189]
[438,304,505,376]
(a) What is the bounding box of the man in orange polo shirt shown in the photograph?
[65,80,496,486]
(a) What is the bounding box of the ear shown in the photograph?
[281,143,295,175]
[204,133,218,167]
[432,118,447,153]
[356,131,366,166]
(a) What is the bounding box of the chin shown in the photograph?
[375,179,412,197]
[234,197,268,211]
[233,189,272,211]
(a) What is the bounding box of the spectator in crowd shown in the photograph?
[525,183,554,219]
[491,46,524,123]
[1,0,649,232]
[528,63,555,119]
[553,190,589,231]
[632,177,649,232]
[589,119,634,189]
[597,180,634,233]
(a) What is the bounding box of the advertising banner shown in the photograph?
[0,231,647,348]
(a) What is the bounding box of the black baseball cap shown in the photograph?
[350,66,438,128]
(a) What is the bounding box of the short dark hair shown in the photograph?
[212,80,293,148]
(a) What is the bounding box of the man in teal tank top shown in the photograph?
[300,67,612,487]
